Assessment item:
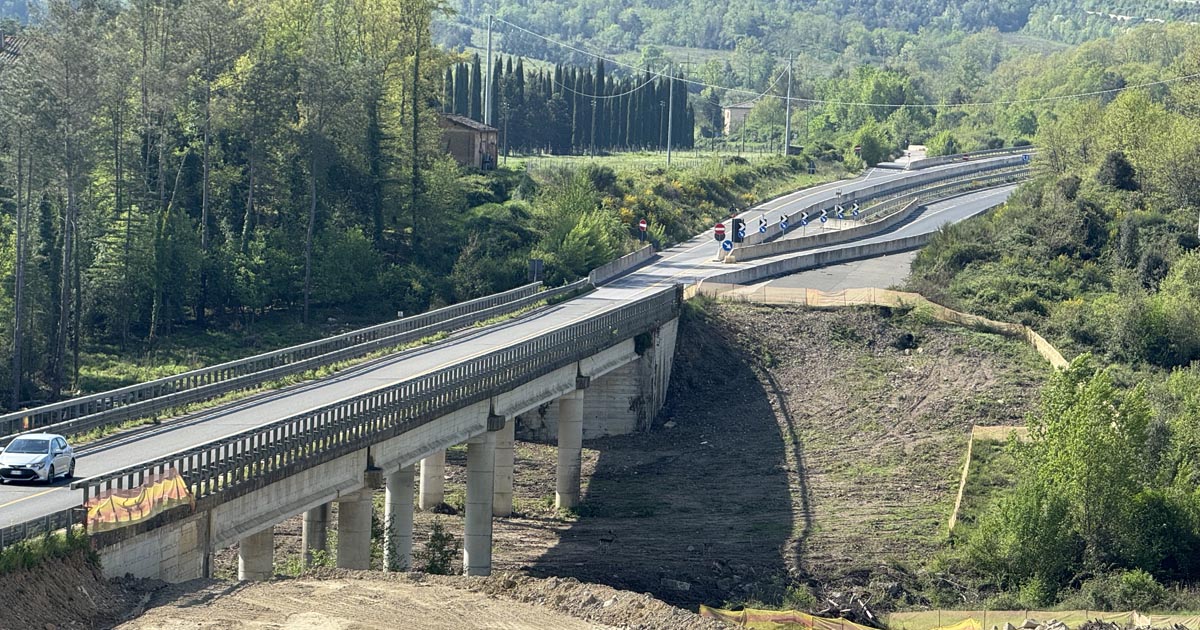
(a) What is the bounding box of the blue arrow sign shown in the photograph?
[759,225,767,234]
[1021,154,1030,164]
[837,208,845,219]
[780,220,789,231]
[737,229,746,239]
[721,240,733,251]
[820,216,828,223]
[800,219,808,226]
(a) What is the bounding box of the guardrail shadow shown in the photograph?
[526,306,806,608]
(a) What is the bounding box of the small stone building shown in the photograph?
[438,114,498,170]
[722,101,755,135]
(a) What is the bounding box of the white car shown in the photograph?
[0,433,76,484]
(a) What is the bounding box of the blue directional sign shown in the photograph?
[759,225,767,234]
[780,220,790,231]
[1021,154,1031,164]
[737,228,746,239]
[721,240,733,251]
[836,206,845,219]
[820,215,828,223]
[852,203,861,218]
[800,219,808,226]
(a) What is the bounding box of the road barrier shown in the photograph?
[71,286,682,520]
[903,146,1034,170]
[0,507,82,549]
[727,168,1027,263]
[589,245,655,285]
[0,279,591,443]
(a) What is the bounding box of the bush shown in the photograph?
[416,517,458,575]
[1078,570,1169,611]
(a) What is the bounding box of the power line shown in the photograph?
[493,16,1200,110]
[552,72,659,100]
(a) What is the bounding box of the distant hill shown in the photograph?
[443,0,1200,63]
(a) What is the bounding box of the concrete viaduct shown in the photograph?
[90,288,680,581]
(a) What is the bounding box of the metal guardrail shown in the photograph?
[74,285,682,512]
[0,280,591,442]
[0,508,82,549]
[904,146,1035,170]
[862,166,1031,219]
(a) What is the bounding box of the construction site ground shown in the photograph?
[25,301,1050,628]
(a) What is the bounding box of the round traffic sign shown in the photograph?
[721,240,733,251]
[714,223,726,235]
[638,219,648,231]
[780,220,789,231]
[820,216,828,223]
[759,225,767,234]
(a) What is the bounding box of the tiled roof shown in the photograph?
[440,113,497,133]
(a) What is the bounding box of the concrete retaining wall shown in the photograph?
[98,512,210,581]
[705,235,930,287]
[729,200,920,262]
[589,245,655,285]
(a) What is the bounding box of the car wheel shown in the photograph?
[46,465,55,485]
[66,459,75,479]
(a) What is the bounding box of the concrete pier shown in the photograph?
[463,432,496,576]
[556,390,585,509]
[302,503,330,568]
[419,450,446,510]
[493,418,515,517]
[384,465,415,571]
[238,526,274,581]
[337,491,373,570]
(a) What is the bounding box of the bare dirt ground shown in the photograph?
[116,570,731,630]
[103,301,1048,628]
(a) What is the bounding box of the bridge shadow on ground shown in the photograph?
[526,303,809,608]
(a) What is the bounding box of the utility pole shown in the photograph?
[590,98,597,158]
[485,15,493,127]
[666,63,674,167]
[783,56,793,157]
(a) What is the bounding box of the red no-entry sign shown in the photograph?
[638,219,648,231]
[714,222,726,241]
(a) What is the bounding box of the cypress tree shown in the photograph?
[469,54,483,121]
[454,63,469,116]
[443,67,453,112]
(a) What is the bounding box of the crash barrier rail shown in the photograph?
[589,245,655,285]
[72,285,681,516]
[904,146,1034,170]
[726,168,1028,263]
[737,154,1029,249]
[888,609,1200,630]
[0,279,591,442]
[858,166,1029,220]
[0,507,82,550]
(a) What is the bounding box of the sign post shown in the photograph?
[638,218,648,242]
[714,222,726,260]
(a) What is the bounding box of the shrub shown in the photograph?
[1079,570,1169,611]
[416,517,459,575]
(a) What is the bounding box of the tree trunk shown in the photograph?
[11,140,26,409]
[410,39,421,255]
[304,136,317,326]
[241,149,255,253]
[198,81,211,326]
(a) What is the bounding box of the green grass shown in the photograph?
[0,526,94,575]
[951,438,1020,539]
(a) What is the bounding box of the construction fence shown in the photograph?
[701,605,880,630]
[692,284,1068,370]
[888,610,1200,630]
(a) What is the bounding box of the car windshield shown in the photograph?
[5,439,49,454]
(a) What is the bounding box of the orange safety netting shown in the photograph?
[85,468,194,532]
[700,606,879,630]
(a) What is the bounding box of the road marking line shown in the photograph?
[0,487,63,510]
